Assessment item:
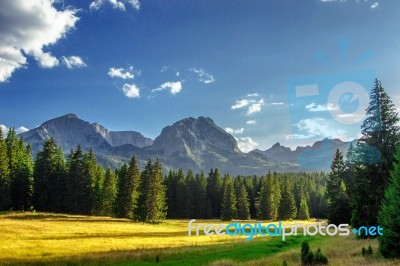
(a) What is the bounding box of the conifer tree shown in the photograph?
[236,182,250,220]
[33,138,67,212]
[145,159,167,223]
[221,175,236,221]
[378,146,400,258]
[298,198,310,220]
[66,146,85,214]
[100,167,117,216]
[184,170,196,218]
[326,149,351,224]
[278,177,297,220]
[207,168,223,218]
[0,128,10,210]
[352,79,399,227]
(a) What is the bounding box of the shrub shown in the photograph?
[314,248,328,264]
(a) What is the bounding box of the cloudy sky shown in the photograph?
[0,0,399,152]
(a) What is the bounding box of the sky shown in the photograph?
[0,0,399,152]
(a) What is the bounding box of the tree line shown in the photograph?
[325,79,400,258]
[0,127,329,222]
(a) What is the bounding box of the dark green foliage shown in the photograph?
[326,150,351,224]
[145,159,167,223]
[298,199,310,221]
[361,245,373,256]
[236,182,250,220]
[0,128,10,210]
[282,260,288,266]
[6,130,33,211]
[221,175,236,221]
[33,138,67,212]
[351,79,399,228]
[207,169,223,218]
[115,155,140,219]
[99,168,117,216]
[378,145,400,258]
[279,177,297,220]
[314,248,328,264]
[367,245,373,255]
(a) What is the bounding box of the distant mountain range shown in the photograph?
[19,114,356,175]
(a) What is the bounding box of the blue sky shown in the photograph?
[0,0,399,151]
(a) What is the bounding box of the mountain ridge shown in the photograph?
[18,114,354,174]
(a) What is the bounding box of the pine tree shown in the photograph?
[6,130,33,211]
[33,138,67,212]
[145,159,167,223]
[0,128,10,210]
[115,155,141,219]
[136,160,151,221]
[378,145,400,258]
[352,79,399,227]
[326,149,351,224]
[193,172,208,218]
[278,177,297,220]
[207,168,223,218]
[65,146,85,214]
[236,182,250,220]
[298,198,310,220]
[184,170,196,218]
[100,167,117,216]
[221,175,236,221]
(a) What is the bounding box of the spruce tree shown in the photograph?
[278,177,297,220]
[236,182,250,220]
[207,168,223,218]
[0,128,10,210]
[221,175,236,221]
[33,138,67,212]
[136,160,151,221]
[184,170,196,218]
[378,145,400,258]
[100,167,117,216]
[352,79,399,227]
[298,198,310,220]
[145,159,167,223]
[326,149,351,224]
[66,146,85,214]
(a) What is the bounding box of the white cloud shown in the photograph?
[190,68,215,84]
[246,120,256,125]
[231,99,250,110]
[61,56,87,69]
[247,93,259,97]
[225,127,244,134]
[370,2,379,8]
[90,0,140,11]
[122,83,140,98]
[292,118,346,139]
[153,81,182,95]
[247,99,264,115]
[0,125,29,136]
[0,0,79,83]
[108,66,138,79]
[305,102,337,112]
[236,137,258,153]
[271,102,284,106]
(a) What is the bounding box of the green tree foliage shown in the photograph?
[207,168,223,218]
[115,155,141,219]
[352,79,399,227]
[221,175,236,221]
[145,159,167,223]
[6,129,33,210]
[33,138,67,212]
[326,149,351,224]
[278,177,297,220]
[378,145,400,258]
[236,181,250,220]
[298,198,310,221]
[99,167,117,216]
[0,128,10,210]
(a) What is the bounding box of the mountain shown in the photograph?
[19,114,354,174]
[19,114,153,155]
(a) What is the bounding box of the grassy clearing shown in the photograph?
[1,212,400,265]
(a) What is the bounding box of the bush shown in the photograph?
[301,241,328,265]
[282,260,288,266]
[362,245,373,256]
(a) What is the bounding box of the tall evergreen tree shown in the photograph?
[184,170,196,218]
[221,175,236,221]
[298,198,310,221]
[236,182,250,220]
[278,177,297,220]
[100,167,117,216]
[326,150,351,224]
[378,145,400,258]
[0,129,10,210]
[33,138,67,212]
[65,146,85,214]
[145,159,167,223]
[352,79,399,227]
[206,168,223,218]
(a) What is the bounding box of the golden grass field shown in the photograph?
[0,212,399,265]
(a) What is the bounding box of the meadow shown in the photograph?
[0,212,399,265]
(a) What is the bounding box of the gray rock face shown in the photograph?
[19,114,153,155]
